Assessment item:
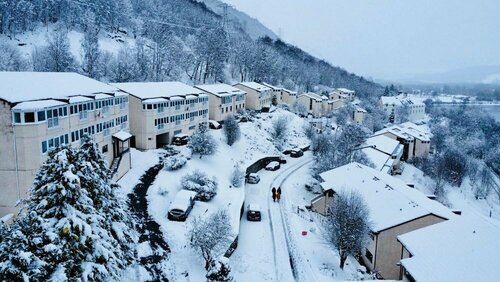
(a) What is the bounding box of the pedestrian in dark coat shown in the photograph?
[272,187,277,202]
[277,187,282,202]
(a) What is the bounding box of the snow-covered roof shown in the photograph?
[248,204,261,211]
[69,96,94,104]
[355,106,367,113]
[143,98,169,103]
[0,72,119,103]
[113,131,132,141]
[319,163,456,232]
[336,88,355,94]
[374,122,431,142]
[381,94,424,107]
[12,99,67,110]
[362,148,394,172]
[169,190,197,211]
[365,135,402,156]
[112,81,204,100]
[398,214,500,282]
[260,82,282,91]
[195,84,246,97]
[299,92,323,101]
[234,82,271,92]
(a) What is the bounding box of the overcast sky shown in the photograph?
[222,0,500,81]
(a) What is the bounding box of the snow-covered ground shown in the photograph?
[396,164,500,221]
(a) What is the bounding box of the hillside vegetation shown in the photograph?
[0,0,381,96]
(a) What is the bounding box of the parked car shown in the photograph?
[172,134,189,146]
[265,161,281,171]
[246,204,262,221]
[208,120,222,129]
[290,149,303,158]
[246,173,260,184]
[239,116,249,123]
[167,190,197,221]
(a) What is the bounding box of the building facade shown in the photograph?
[0,72,131,217]
[373,122,432,160]
[233,82,272,111]
[194,84,246,122]
[297,92,326,117]
[380,93,426,123]
[112,82,209,150]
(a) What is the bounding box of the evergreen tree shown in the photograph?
[223,114,240,146]
[189,123,218,158]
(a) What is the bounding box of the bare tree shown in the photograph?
[189,210,233,270]
[270,116,289,151]
[327,190,371,269]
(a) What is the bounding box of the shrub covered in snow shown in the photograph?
[163,154,188,171]
[230,164,245,188]
[270,115,289,151]
[206,257,233,281]
[181,170,218,201]
[188,210,232,270]
[223,114,241,146]
[189,123,218,158]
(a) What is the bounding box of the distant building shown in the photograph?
[261,82,298,106]
[112,82,208,150]
[0,72,132,217]
[233,82,272,111]
[297,92,325,117]
[398,214,499,282]
[329,88,355,101]
[353,106,367,125]
[373,122,432,160]
[362,135,404,174]
[380,93,425,123]
[312,163,455,280]
[194,84,246,122]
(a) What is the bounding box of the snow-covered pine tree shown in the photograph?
[230,164,245,188]
[77,135,137,267]
[206,257,233,281]
[0,145,123,281]
[223,114,240,146]
[189,123,218,158]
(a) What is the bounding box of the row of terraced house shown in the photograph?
[0,72,318,217]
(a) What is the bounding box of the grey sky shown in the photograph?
[222,0,500,81]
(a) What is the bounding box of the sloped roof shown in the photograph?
[299,92,323,101]
[195,83,246,97]
[319,163,455,232]
[234,82,271,92]
[398,214,500,282]
[112,81,204,100]
[0,72,119,103]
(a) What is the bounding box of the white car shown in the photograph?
[265,161,281,171]
[246,173,260,184]
[168,190,197,221]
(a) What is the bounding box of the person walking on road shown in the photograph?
[272,187,277,202]
[276,187,282,202]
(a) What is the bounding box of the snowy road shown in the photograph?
[230,154,313,281]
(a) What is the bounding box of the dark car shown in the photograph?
[172,134,189,146]
[168,190,197,221]
[247,204,262,221]
[278,156,287,164]
[245,173,260,184]
[239,116,249,123]
[290,149,303,158]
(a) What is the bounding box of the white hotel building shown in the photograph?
[0,72,132,217]
[112,82,209,150]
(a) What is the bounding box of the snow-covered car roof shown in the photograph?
[248,173,259,178]
[209,120,220,126]
[248,204,261,211]
[266,161,280,167]
[173,133,188,138]
[169,190,197,211]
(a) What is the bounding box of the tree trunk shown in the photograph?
[339,252,347,270]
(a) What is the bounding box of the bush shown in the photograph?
[230,165,245,188]
[164,155,187,171]
[181,170,218,201]
[223,115,241,146]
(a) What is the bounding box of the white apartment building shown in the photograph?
[194,84,246,122]
[112,82,209,150]
[233,82,272,111]
[0,72,132,217]
[330,88,355,101]
[380,93,426,123]
[261,82,298,106]
[373,122,432,161]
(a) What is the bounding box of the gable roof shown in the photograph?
[374,122,431,142]
[195,84,246,97]
[398,213,500,282]
[0,72,119,104]
[111,81,204,100]
[234,82,271,92]
[319,163,455,232]
[299,92,323,101]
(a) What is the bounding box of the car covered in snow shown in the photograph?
[246,204,262,221]
[208,120,222,129]
[245,173,260,184]
[278,155,287,164]
[167,190,197,221]
[290,149,304,158]
[265,161,281,171]
[172,134,189,146]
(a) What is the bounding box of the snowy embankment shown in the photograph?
[119,109,309,280]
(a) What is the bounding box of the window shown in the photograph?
[41,141,48,154]
[24,112,35,123]
[102,145,108,153]
[37,111,46,121]
[365,249,373,263]
[147,104,152,110]
[79,110,88,120]
[14,112,21,123]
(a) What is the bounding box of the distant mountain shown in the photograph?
[388,65,500,85]
[198,0,278,40]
